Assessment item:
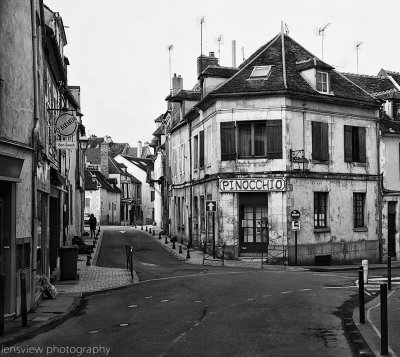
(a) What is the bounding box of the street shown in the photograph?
[14,228,362,357]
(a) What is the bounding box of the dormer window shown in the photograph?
[249,65,272,80]
[316,71,329,93]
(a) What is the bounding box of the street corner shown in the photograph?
[343,313,375,357]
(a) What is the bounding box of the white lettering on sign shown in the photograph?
[56,141,77,149]
[219,178,286,192]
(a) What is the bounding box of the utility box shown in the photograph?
[59,245,78,280]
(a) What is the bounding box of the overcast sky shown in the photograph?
[45,0,400,145]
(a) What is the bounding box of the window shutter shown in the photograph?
[266,120,282,159]
[358,127,366,163]
[220,122,236,160]
[344,125,353,162]
[312,122,329,161]
[199,130,205,167]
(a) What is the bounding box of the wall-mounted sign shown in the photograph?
[206,200,217,212]
[56,141,77,150]
[292,220,301,231]
[291,210,301,219]
[219,178,286,192]
[55,112,78,137]
[86,164,101,171]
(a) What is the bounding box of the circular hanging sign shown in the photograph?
[55,112,78,137]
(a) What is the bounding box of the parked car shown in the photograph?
[84,213,91,226]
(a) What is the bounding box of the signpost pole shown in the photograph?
[295,230,298,266]
[212,212,215,259]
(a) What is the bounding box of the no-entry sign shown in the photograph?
[291,210,301,219]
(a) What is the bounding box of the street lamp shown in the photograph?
[290,149,309,172]
[79,135,89,151]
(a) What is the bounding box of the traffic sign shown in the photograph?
[292,220,301,231]
[291,209,301,219]
[206,200,217,212]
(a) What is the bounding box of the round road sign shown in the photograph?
[291,209,301,219]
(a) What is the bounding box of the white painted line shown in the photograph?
[194,300,202,303]
[247,298,255,301]
[145,296,153,299]
[367,290,397,357]
[262,294,271,297]
[160,299,169,303]
[88,330,99,334]
[119,231,126,234]
[300,288,312,291]
[281,291,292,294]
[139,271,245,284]
[119,323,129,327]
[128,305,138,308]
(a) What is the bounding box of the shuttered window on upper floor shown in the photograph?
[199,130,205,167]
[312,121,329,161]
[220,120,282,160]
[344,125,366,163]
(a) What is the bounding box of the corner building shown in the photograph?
[168,33,381,264]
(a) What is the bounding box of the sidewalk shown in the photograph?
[0,227,137,347]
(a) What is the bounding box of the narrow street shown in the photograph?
[13,228,361,357]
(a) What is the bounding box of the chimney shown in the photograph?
[137,140,142,158]
[172,73,183,95]
[197,52,219,77]
[100,142,109,177]
[232,40,236,68]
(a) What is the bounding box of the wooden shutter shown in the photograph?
[358,127,366,163]
[344,125,353,162]
[220,122,236,160]
[266,120,282,159]
[199,130,205,167]
[312,122,329,161]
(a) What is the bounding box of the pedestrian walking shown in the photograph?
[89,214,97,238]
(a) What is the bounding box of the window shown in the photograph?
[16,241,30,270]
[249,65,272,80]
[151,191,155,202]
[199,130,205,167]
[312,121,329,161]
[316,71,329,93]
[194,135,198,168]
[344,126,366,163]
[353,193,365,228]
[223,120,282,160]
[314,192,328,228]
[200,195,205,231]
[193,196,198,230]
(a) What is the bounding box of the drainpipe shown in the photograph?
[187,118,193,248]
[377,119,383,263]
[30,0,40,310]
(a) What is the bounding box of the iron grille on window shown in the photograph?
[353,193,365,228]
[314,192,328,228]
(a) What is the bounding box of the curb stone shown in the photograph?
[343,313,374,357]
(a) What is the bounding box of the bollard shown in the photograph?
[20,273,28,327]
[0,274,4,335]
[358,266,365,324]
[181,238,183,245]
[186,249,191,259]
[149,228,152,234]
[153,230,155,236]
[388,256,392,291]
[165,236,168,244]
[146,226,148,231]
[380,283,388,355]
[179,245,183,254]
[362,259,368,284]
[158,232,161,240]
[141,225,143,230]
[86,255,92,266]
[172,240,176,249]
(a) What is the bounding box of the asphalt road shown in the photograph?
[13,229,361,357]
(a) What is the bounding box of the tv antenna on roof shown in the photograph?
[215,34,224,60]
[241,47,245,61]
[355,41,363,74]
[167,44,173,94]
[315,23,331,60]
[199,16,205,74]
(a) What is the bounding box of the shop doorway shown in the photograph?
[239,193,268,253]
[49,196,59,273]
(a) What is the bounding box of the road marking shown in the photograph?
[367,290,397,357]
[140,262,159,267]
[247,298,255,301]
[323,286,357,289]
[194,300,202,303]
[262,294,271,297]
[119,323,129,327]
[300,288,312,291]
[88,330,99,334]
[128,305,138,308]
[139,271,246,284]
[281,291,292,294]
[119,231,126,234]
[160,299,169,303]
[145,296,153,299]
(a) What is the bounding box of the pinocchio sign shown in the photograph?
[219,178,287,192]
[55,112,78,137]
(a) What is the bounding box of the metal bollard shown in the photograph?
[146,226,148,231]
[86,255,92,266]
[358,266,365,324]
[172,240,176,249]
[388,256,392,291]
[380,283,388,355]
[20,273,28,327]
[153,230,155,236]
[149,228,152,234]
[179,245,183,254]
[165,236,168,244]
[186,249,191,259]
[158,233,161,240]
[141,225,143,230]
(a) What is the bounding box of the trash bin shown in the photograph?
[59,245,78,280]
